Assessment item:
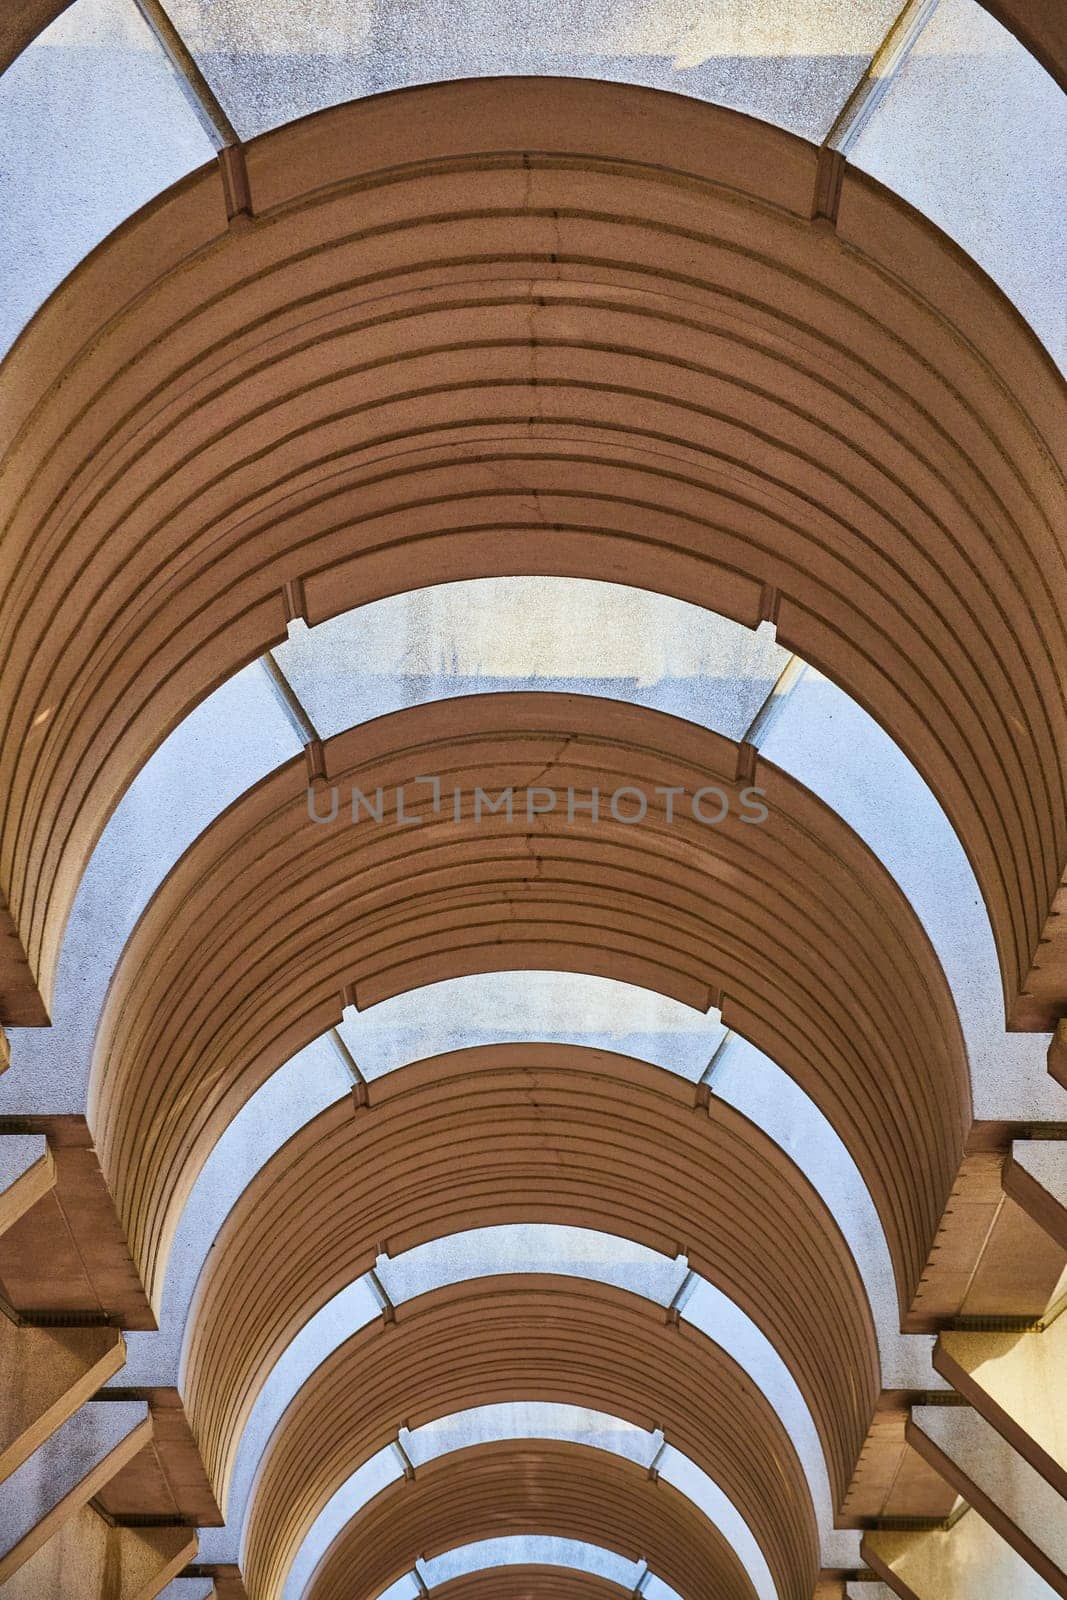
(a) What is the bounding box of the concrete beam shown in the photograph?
[0,1318,125,1481]
[864,1507,1062,1598]
[907,1404,1067,1593]
[0,1399,150,1580]
[0,1502,196,1599]
[0,1133,54,1237]
[935,1320,1067,1500]
[1003,1142,1067,1253]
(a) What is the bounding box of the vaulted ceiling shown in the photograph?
[0,9,1065,1600]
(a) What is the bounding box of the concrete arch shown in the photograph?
[302,1439,759,1600]
[419,1566,631,1600]
[177,1045,877,1510]
[270,1403,777,1600]
[174,1225,856,1574]
[1,79,1063,1038]
[338,1537,675,1600]
[238,1279,817,1600]
[122,976,923,1402]
[87,696,968,1321]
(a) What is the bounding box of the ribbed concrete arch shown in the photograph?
[240,1277,819,1600]
[431,1569,627,1600]
[303,1439,759,1600]
[180,1217,858,1576]
[88,695,968,1322]
[376,1539,662,1600]
[179,1044,877,1512]
[1,80,1064,1038]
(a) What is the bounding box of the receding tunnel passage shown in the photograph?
[177,1046,878,1510]
[239,1287,816,1600]
[301,1439,762,1600]
[88,696,968,1324]
[1,30,1065,1600]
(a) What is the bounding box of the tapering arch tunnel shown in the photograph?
[176,1219,867,1579]
[0,27,1065,1600]
[236,1278,820,1600]
[257,1398,791,1600]
[0,78,1065,1038]
[301,1438,763,1600]
[175,1042,878,1509]
[83,695,969,1326]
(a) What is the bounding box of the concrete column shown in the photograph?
[0,1398,150,1580]
[935,1318,1067,1498]
[0,1133,54,1236]
[0,1317,125,1480]
[907,1404,1067,1592]
[0,1502,196,1599]
[865,1506,1062,1598]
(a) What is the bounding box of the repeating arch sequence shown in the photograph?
[426,1570,631,1600]
[1,81,1064,1037]
[89,696,969,1323]
[240,1275,820,1600]
[179,1044,878,1510]
[303,1440,759,1600]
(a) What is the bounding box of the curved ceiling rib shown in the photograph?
[302,1439,760,1600]
[181,1219,856,1577]
[239,1277,819,1600]
[269,1402,779,1600]
[1,81,1064,1039]
[89,696,968,1324]
[178,1044,877,1512]
[362,1540,667,1600]
[128,992,916,1403]
[424,1569,630,1600]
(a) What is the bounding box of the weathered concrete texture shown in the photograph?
[851,0,1067,368]
[865,1507,1062,1599]
[0,0,215,356]
[0,1133,53,1236]
[0,1318,125,1481]
[0,1399,149,1577]
[1004,1141,1067,1252]
[936,1316,1067,1498]
[909,1403,1067,1589]
[163,0,901,142]
[1,1500,196,1600]
[273,577,789,743]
